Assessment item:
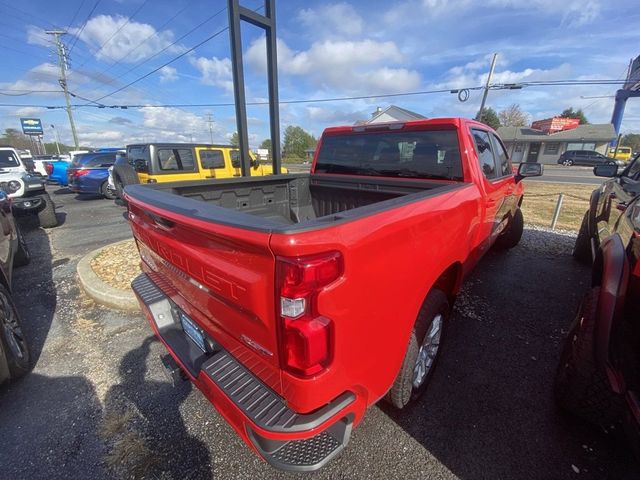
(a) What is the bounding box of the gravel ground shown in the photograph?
[90,239,141,290]
[1,189,638,480]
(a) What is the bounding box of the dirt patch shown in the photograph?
[91,240,141,291]
[521,182,594,232]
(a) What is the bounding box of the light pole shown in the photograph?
[50,124,61,155]
[476,53,498,123]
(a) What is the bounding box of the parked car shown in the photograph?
[0,187,31,385]
[112,143,287,200]
[67,151,120,199]
[607,146,633,162]
[558,149,620,167]
[126,118,542,471]
[44,158,71,186]
[556,156,640,458]
[0,146,57,228]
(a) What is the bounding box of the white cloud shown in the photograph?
[298,3,364,38]
[70,15,181,63]
[14,107,47,117]
[189,56,233,93]
[26,26,50,47]
[159,66,178,83]
[139,107,226,142]
[246,37,421,94]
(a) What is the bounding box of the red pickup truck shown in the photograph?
[126,118,541,471]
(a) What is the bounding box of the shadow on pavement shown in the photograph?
[102,336,212,479]
[13,216,57,365]
[380,229,639,479]
[51,186,72,195]
[0,373,104,478]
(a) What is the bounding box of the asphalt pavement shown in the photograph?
[0,186,638,479]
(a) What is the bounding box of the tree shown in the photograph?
[621,133,640,153]
[259,138,272,151]
[0,128,33,150]
[478,107,501,130]
[498,104,529,127]
[282,125,316,159]
[229,132,239,146]
[560,107,589,125]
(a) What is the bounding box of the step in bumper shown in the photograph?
[132,272,357,472]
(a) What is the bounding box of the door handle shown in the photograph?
[149,214,175,230]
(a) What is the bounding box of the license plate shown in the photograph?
[179,312,206,352]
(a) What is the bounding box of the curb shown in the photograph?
[76,239,139,311]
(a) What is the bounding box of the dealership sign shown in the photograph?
[20,118,43,136]
[531,117,580,134]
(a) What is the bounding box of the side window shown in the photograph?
[491,134,511,176]
[200,150,225,169]
[87,154,116,167]
[230,150,241,168]
[157,148,195,171]
[471,129,497,179]
[127,146,148,167]
[624,156,640,180]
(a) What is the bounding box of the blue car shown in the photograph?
[44,159,71,186]
[67,152,120,199]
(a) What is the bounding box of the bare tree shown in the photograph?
[498,104,530,127]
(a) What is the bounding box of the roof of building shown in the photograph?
[356,105,427,125]
[497,123,616,142]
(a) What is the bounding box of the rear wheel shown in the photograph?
[572,211,592,264]
[13,224,30,267]
[386,289,449,409]
[0,283,30,379]
[554,287,623,429]
[101,181,117,200]
[37,193,58,228]
[495,207,524,249]
[563,159,574,166]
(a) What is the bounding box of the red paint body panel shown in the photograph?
[126,117,525,457]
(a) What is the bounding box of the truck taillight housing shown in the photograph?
[44,162,54,175]
[276,251,343,377]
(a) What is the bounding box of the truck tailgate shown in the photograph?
[127,200,282,393]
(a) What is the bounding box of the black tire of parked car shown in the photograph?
[554,287,624,429]
[386,289,449,409]
[113,164,139,201]
[563,159,574,166]
[0,283,30,379]
[13,224,30,267]
[101,181,117,200]
[573,211,592,264]
[494,207,524,249]
[37,193,58,229]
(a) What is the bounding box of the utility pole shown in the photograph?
[50,125,61,155]
[476,53,498,122]
[206,113,214,144]
[46,30,79,149]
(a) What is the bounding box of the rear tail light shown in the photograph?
[44,162,53,175]
[69,169,90,177]
[276,251,343,377]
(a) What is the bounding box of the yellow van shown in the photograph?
[607,146,632,161]
[113,143,286,197]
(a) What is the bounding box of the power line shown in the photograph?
[67,0,88,31]
[67,0,102,57]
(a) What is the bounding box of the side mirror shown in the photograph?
[133,159,148,173]
[593,164,617,177]
[515,162,543,182]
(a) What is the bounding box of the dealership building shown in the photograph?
[497,118,616,164]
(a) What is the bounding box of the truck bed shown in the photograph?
[125,173,464,233]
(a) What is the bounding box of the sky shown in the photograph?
[1,0,640,148]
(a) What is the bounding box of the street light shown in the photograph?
[50,124,61,155]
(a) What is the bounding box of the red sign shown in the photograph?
[531,117,580,134]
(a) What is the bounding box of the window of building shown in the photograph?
[544,143,559,155]
[471,129,497,179]
[567,142,597,151]
[514,143,523,152]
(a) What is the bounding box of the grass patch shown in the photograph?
[521,181,595,231]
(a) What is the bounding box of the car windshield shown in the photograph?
[315,129,463,180]
[0,150,21,168]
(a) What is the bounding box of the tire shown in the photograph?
[37,193,58,228]
[13,224,30,267]
[101,181,117,200]
[563,159,574,166]
[572,210,592,264]
[386,289,449,409]
[0,283,30,379]
[554,287,623,429]
[495,207,524,249]
[113,164,139,200]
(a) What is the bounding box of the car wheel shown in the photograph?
[101,181,117,200]
[494,207,524,249]
[563,159,574,166]
[0,283,30,379]
[37,193,58,228]
[386,289,448,409]
[554,287,623,429]
[13,223,30,267]
[572,211,592,264]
